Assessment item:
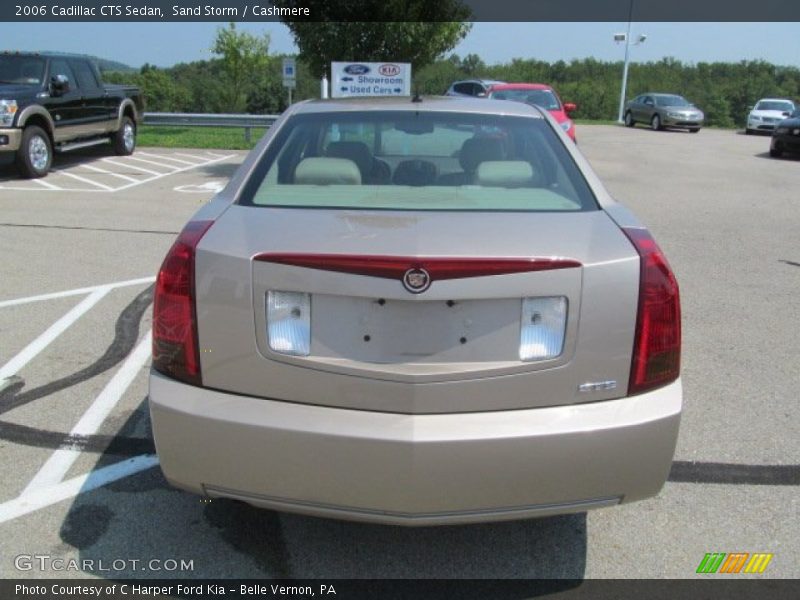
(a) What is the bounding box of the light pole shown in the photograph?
[615,1,646,123]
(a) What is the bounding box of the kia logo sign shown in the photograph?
[344,64,370,75]
[379,64,401,76]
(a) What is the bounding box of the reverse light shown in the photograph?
[622,227,681,395]
[267,291,311,356]
[152,220,213,386]
[519,297,567,361]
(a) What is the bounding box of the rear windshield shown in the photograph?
[755,100,794,112]
[239,110,598,212]
[489,89,561,111]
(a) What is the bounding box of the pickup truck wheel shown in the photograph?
[16,126,52,179]
[113,116,136,155]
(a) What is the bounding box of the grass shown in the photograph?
[137,126,268,150]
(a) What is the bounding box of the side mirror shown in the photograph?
[50,74,70,95]
[563,102,577,113]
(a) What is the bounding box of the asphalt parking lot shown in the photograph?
[0,129,797,581]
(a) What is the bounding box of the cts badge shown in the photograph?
[402,268,431,293]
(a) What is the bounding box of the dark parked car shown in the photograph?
[770,109,800,158]
[445,79,506,97]
[0,52,143,178]
[624,93,704,132]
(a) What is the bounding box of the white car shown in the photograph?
[746,98,796,134]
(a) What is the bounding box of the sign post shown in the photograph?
[331,62,411,99]
[282,57,296,106]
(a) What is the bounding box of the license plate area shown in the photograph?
[309,295,561,364]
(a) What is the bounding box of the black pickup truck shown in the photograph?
[0,52,143,178]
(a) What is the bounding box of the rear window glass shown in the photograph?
[489,89,561,111]
[239,110,598,212]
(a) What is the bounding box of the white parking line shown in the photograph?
[137,151,199,166]
[80,163,140,183]
[0,454,159,524]
[124,155,181,171]
[0,287,110,380]
[22,332,152,493]
[2,152,236,193]
[173,152,215,161]
[0,276,155,309]
[32,178,62,190]
[100,157,161,176]
[55,170,115,191]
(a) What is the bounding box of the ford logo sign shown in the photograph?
[378,64,401,77]
[344,64,370,75]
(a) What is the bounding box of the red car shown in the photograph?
[488,83,578,142]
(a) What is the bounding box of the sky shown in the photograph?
[1,22,798,70]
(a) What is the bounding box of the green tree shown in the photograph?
[271,0,472,77]
[212,22,271,112]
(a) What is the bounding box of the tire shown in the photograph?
[650,114,662,131]
[745,128,753,135]
[15,125,52,179]
[113,116,136,156]
[624,111,635,127]
[769,147,782,158]
[689,128,700,133]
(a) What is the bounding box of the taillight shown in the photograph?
[152,220,213,386]
[622,227,681,395]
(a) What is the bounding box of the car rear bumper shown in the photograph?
[772,135,800,154]
[0,128,22,152]
[149,371,681,526]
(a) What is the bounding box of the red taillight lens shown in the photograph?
[152,220,213,386]
[622,227,681,395]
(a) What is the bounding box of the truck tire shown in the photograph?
[113,116,136,156]
[16,126,52,179]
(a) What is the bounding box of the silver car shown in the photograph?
[624,93,704,132]
[149,96,682,526]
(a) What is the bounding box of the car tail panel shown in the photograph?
[193,205,641,413]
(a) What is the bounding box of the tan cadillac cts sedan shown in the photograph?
[149,96,682,526]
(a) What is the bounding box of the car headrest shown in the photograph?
[325,141,373,178]
[475,161,536,188]
[459,137,506,173]
[294,157,361,185]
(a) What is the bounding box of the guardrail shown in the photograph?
[142,112,280,142]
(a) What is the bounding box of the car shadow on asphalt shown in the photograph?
[197,161,240,179]
[60,397,587,583]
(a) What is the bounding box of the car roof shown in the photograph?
[293,95,547,118]
[489,83,553,91]
[755,98,795,103]
[451,79,506,86]
[1,51,88,60]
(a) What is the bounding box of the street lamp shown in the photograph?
[615,7,647,123]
